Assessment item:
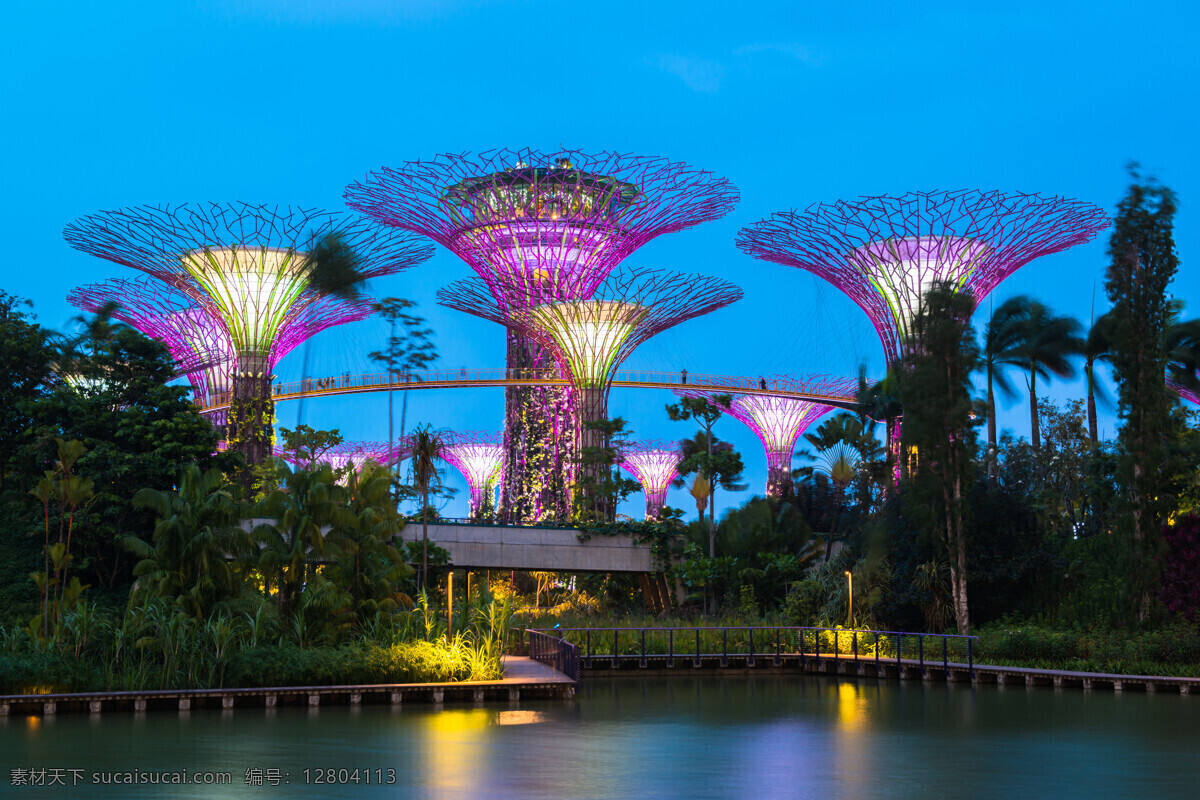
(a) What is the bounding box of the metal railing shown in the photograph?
[528,626,977,679]
[199,368,860,412]
[526,629,582,683]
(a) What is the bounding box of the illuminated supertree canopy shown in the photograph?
[63,203,433,475]
[441,267,743,405]
[67,276,234,404]
[736,191,1109,365]
[347,149,738,525]
[277,440,411,475]
[679,388,840,497]
[620,441,682,520]
[440,431,504,519]
[345,148,739,302]
[442,267,741,516]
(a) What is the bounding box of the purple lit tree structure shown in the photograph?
[620,441,682,519]
[737,191,1108,474]
[678,389,838,497]
[63,203,432,472]
[1168,378,1200,408]
[440,431,504,520]
[440,268,742,513]
[277,440,410,477]
[346,149,738,523]
[68,276,234,434]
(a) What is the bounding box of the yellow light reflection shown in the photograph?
[420,709,491,796]
[494,710,549,726]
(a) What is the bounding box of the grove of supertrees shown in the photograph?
[345,149,738,523]
[678,387,852,497]
[63,203,433,482]
[620,441,683,520]
[736,190,1110,468]
[439,267,742,517]
[439,431,504,520]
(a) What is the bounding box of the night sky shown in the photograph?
[4,0,1196,518]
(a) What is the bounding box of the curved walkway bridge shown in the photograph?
[199,368,861,413]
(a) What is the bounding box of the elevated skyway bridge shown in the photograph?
[199,368,862,413]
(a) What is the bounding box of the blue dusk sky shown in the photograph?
[2,1,1197,519]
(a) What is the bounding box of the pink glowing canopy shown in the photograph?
[440,431,504,515]
[345,148,739,306]
[620,440,682,519]
[737,190,1109,364]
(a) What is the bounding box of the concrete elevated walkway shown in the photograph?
[422,522,653,572]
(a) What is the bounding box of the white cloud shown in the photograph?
[652,54,726,93]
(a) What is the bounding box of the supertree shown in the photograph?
[737,190,1108,471]
[68,275,234,434]
[1169,378,1200,408]
[440,267,743,516]
[677,388,842,497]
[346,149,738,523]
[440,431,504,520]
[63,203,433,474]
[276,440,411,476]
[620,441,682,520]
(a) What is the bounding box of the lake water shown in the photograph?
[3,675,1197,799]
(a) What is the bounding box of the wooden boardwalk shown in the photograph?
[0,657,574,718]
[583,652,1200,694]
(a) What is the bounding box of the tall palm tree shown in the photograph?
[1083,311,1115,448]
[127,465,252,619]
[1006,300,1084,450]
[408,424,446,588]
[294,233,367,427]
[328,461,411,623]
[253,462,347,620]
[982,297,1030,487]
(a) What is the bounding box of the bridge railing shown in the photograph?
[527,626,978,678]
[526,629,581,683]
[199,368,860,411]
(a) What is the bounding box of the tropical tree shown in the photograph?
[666,394,734,556]
[1105,166,1181,622]
[126,465,252,619]
[252,463,347,620]
[1083,310,1115,449]
[981,296,1030,486]
[293,232,367,428]
[369,298,439,496]
[326,461,412,623]
[898,283,979,634]
[408,424,446,588]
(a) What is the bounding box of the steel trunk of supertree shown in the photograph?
[63,203,432,488]
[620,441,682,519]
[346,149,738,522]
[440,267,743,520]
[737,190,1109,476]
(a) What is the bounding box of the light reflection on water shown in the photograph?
[3,676,1198,799]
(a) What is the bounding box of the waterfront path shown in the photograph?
[0,656,575,718]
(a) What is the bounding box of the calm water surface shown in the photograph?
[3,676,1197,799]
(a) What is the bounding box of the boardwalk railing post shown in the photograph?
[722,629,728,668]
[586,629,592,669]
[775,628,782,667]
[668,629,675,669]
[613,630,619,669]
[748,628,755,667]
[943,637,949,677]
[897,633,902,672]
[969,638,975,681]
[640,629,647,669]
[853,631,858,661]
[919,635,924,669]
[694,629,701,668]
